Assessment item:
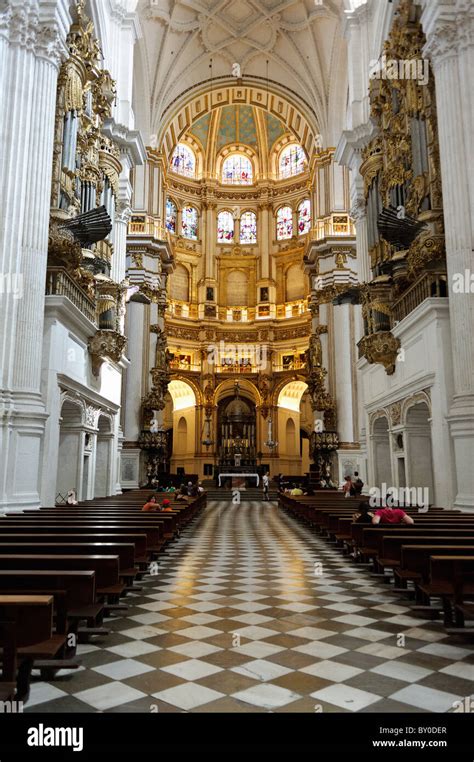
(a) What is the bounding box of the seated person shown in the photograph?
[161,498,173,512]
[187,480,198,497]
[166,484,176,493]
[142,494,157,512]
[372,505,414,525]
[352,501,374,524]
[197,481,204,494]
[290,483,304,496]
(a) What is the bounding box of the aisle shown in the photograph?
[26,502,473,713]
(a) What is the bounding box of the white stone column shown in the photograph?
[422,1,474,509]
[111,198,131,284]
[0,2,68,510]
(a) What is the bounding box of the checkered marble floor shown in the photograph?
[26,502,474,713]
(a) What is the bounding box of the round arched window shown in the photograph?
[279,144,306,179]
[222,155,253,185]
[170,143,196,178]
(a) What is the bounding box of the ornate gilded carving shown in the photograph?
[406,232,445,277]
[358,332,401,376]
[88,330,127,375]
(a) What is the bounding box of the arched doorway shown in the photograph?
[168,379,196,475]
[405,401,434,501]
[372,416,392,487]
[217,393,256,469]
[95,414,113,498]
[277,380,309,475]
[57,399,83,501]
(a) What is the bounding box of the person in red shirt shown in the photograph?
[142,495,157,512]
[161,498,173,512]
[372,506,414,525]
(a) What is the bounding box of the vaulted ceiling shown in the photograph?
[134,0,350,146]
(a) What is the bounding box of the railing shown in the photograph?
[45,267,97,325]
[392,271,447,324]
[309,214,355,241]
[128,215,170,244]
[273,361,307,372]
[216,363,254,374]
[169,360,201,372]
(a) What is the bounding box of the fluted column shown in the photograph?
[422,1,474,509]
[0,2,68,510]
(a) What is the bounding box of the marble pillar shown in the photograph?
[0,1,68,509]
[423,1,474,509]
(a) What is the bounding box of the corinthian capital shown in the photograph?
[423,1,474,64]
[0,3,65,67]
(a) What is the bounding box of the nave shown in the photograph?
[23,502,474,714]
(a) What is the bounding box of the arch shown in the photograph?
[276,205,293,240]
[177,416,188,454]
[165,197,177,234]
[95,413,113,498]
[181,205,198,240]
[240,211,257,244]
[221,153,253,185]
[57,399,84,502]
[278,380,309,412]
[372,415,392,487]
[278,143,307,179]
[226,270,248,306]
[217,210,234,243]
[60,398,84,426]
[286,263,306,301]
[405,401,434,501]
[297,198,311,235]
[168,379,196,412]
[215,379,259,407]
[156,82,322,165]
[170,263,190,302]
[285,418,297,456]
[170,142,196,178]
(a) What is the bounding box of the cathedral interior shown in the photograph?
[0,0,473,730]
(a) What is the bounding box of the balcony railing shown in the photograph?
[309,214,355,241]
[45,267,97,325]
[128,215,170,244]
[392,271,447,324]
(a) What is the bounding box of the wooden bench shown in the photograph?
[0,595,79,701]
[0,570,106,640]
[0,555,122,602]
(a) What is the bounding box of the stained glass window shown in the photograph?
[222,155,253,185]
[240,211,257,244]
[166,198,177,234]
[170,143,195,177]
[276,206,293,240]
[181,206,198,240]
[279,144,306,179]
[217,211,234,243]
[298,199,311,235]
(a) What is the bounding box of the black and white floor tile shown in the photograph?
[25,502,474,713]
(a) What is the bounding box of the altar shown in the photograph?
[217,473,260,489]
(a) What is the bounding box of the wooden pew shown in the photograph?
[0,542,137,587]
[0,570,106,640]
[0,524,163,557]
[0,595,79,700]
[421,555,474,629]
[0,533,148,568]
[0,555,122,601]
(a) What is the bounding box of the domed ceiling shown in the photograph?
[134,0,350,144]
[187,105,286,154]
